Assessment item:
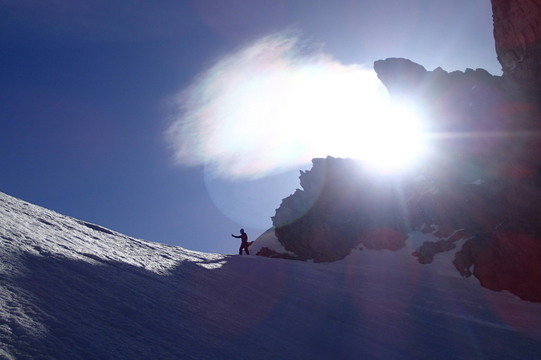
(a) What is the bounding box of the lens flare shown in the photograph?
[166,33,427,179]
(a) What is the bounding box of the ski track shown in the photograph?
[1,191,541,359]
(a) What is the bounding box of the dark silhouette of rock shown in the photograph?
[374,57,541,177]
[413,239,456,264]
[272,157,407,263]
[372,58,428,99]
[255,247,299,260]
[260,1,541,303]
[371,0,541,303]
[412,230,467,264]
[360,227,406,251]
[454,232,541,302]
[492,0,541,87]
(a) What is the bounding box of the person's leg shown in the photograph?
[245,245,250,255]
[239,244,243,255]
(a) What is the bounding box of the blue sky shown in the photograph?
[0,0,500,254]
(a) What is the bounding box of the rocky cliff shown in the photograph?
[271,157,407,262]
[492,0,541,86]
[370,0,541,303]
[263,0,541,303]
[371,0,541,303]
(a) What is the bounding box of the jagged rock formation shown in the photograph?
[492,0,541,85]
[453,232,541,301]
[370,0,541,303]
[272,157,407,262]
[255,246,299,260]
[374,57,541,179]
[412,230,466,264]
[265,0,541,303]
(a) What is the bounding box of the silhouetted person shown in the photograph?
[232,228,250,255]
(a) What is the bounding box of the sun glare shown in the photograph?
[349,102,427,171]
[169,34,429,178]
[285,66,428,172]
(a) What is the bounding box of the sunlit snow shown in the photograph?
[1,192,540,359]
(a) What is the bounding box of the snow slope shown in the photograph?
[1,191,540,359]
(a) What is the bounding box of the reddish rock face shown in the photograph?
[454,232,541,302]
[492,0,541,85]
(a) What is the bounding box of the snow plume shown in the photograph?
[166,33,392,179]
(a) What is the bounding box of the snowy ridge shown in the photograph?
[1,191,541,359]
[0,192,222,275]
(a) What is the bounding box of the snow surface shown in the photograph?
[1,191,540,359]
[249,227,292,256]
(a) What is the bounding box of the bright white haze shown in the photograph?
[167,33,427,179]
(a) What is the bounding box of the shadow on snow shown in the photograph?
[5,251,541,359]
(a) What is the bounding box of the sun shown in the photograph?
[298,70,428,172]
[344,102,427,171]
[170,34,429,178]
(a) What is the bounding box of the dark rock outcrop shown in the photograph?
[272,157,407,262]
[492,0,541,86]
[374,55,541,301]
[369,0,541,302]
[453,232,541,302]
[255,247,299,260]
[372,58,428,99]
[261,0,541,303]
[412,230,466,264]
[375,57,541,180]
